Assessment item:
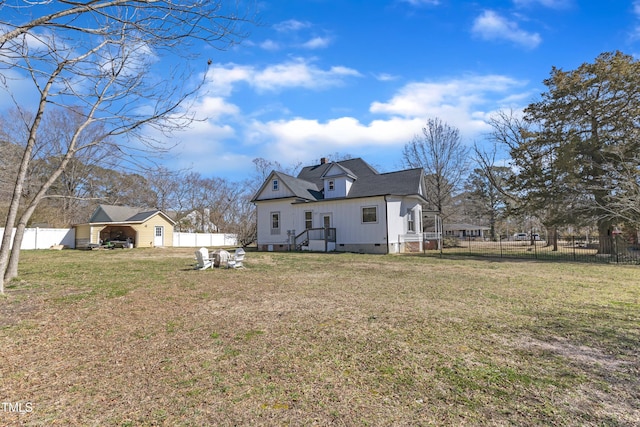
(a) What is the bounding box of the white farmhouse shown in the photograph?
[252,157,437,254]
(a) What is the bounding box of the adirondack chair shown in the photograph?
[227,248,245,269]
[194,247,213,270]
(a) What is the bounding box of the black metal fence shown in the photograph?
[427,235,640,264]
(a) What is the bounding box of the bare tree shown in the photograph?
[0,1,255,292]
[402,117,469,220]
[146,166,183,213]
[1,108,120,226]
[233,183,258,247]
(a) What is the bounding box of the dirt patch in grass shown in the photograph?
[513,336,639,425]
[1,249,639,425]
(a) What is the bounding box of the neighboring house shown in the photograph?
[74,204,175,248]
[176,208,219,233]
[251,157,437,254]
[443,223,490,240]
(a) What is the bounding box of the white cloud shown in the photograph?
[206,59,362,94]
[204,64,254,96]
[370,75,527,118]
[632,0,640,40]
[400,0,440,6]
[246,116,425,161]
[300,36,332,49]
[273,19,311,33]
[259,39,280,51]
[472,10,541,49]
[194,96,240,120]
[0,69,36,110]
[512,0,572,9]
[374,73,400,81]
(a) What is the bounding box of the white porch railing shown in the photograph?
[397,232,442,253]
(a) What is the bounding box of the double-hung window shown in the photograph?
[407,208,415,232]
[270,212,280,234]
[362,206,377,223]
[304,211,313,230]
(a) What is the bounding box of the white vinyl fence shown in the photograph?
[0,227,76,250]
[0,228,238,250]
[172,232,238,248]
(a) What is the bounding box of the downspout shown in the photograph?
[384,195,389,254]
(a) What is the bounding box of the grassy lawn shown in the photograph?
[1,248,639,426]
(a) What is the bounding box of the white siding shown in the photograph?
[381,196,424,248]
[254,174,295,200]
[322,164,354,199]
[255,199,297,248]
[323,176,354,199]
[385,198,404,245]
[296,197,388,246]
[255,194,423,253]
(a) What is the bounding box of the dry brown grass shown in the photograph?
[1,248,639,426]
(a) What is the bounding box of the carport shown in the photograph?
[99,225,136,247]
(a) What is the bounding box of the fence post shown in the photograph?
[499,235,503,258]
[572,236,576,261]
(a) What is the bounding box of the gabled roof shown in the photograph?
[277,171,323,200]
[297,158,378,187]
[252,158,428,203]
[320,162,357,180]
[250,171,322,202]
[90,205,141,223]
[88,204,175,224]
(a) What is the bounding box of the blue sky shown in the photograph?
[5,1,640,181]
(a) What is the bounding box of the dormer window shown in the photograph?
[272,179,279,191]
[328,180,335,191]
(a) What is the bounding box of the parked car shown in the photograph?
[514,233,528,241]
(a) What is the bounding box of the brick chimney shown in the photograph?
[320,157,328,164]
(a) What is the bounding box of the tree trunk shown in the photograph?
[545,226,558,251]
[0,143,34,293]
[4,222,26,283]
[0,63,65,293]
[597,220,614,254]
[3,131,80,284]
